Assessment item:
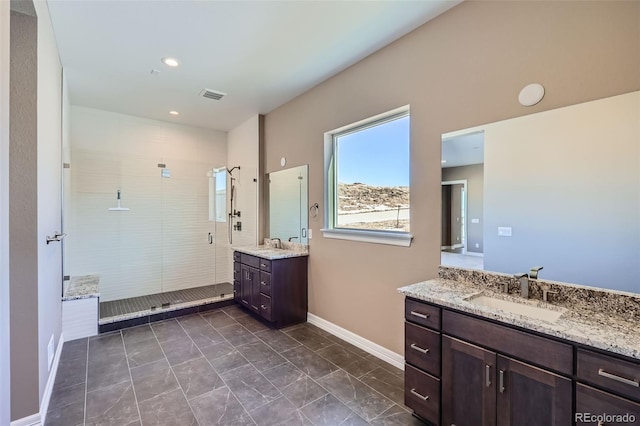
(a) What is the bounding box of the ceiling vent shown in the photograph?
[200,88,226,101]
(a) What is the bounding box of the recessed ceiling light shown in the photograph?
[162,57,179,67]
[169,111,179,116]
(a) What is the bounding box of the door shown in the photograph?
[241,264,258,312]
[576,384,640,425]
[496,355,572,426]
[442,336,496,426]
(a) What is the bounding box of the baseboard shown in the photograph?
[36,332,64,426]
[306,313,404,371]
[10,413,40,426]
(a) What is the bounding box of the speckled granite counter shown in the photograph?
[234,243,309,260]
[63,275,100,301]
[399,276,640,361]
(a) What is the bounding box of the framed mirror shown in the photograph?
[268,165,309,244]
[441,91,639,293]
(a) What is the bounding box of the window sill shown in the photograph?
[320,228,413,247]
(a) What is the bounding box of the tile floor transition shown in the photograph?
[100,283,234,320]
[47,304,425,426]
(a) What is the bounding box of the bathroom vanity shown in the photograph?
[399,269,640,426]
[233,246,308,328]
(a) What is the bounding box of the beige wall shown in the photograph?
[264,1,640,354]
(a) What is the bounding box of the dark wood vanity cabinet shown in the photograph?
[234,252,307,328]
[405,297,585,426]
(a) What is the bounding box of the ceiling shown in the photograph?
[46,0,461,132]
[441,131,484,168]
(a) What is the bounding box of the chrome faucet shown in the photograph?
[270,238,281,249]
[513,272,529,298]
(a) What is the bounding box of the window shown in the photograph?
[323,106,412,247]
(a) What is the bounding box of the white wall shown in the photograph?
[227,115,260,275]
[0,1,11,423]
[34,0,63,405]
[484,92,639,292]
[68,106,229,301]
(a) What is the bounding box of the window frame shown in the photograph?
[322,105,413,247]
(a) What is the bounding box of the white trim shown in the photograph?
[307,313,404,371]
[10,413,40,426]
[465,252,484,257]
[321,228,412,247]
[38,333,63,425]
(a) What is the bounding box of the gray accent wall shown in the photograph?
[0,1,11,423]
[9,8,40,420]
[442,164,484,254]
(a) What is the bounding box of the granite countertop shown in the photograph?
[63,274,100,301]
[399,278,640,361]
[234,244,309,260]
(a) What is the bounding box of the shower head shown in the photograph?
[227,166,240,176]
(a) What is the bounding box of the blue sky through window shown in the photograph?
[336,115,409,187]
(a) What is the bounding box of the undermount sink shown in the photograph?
[465,293,566,323]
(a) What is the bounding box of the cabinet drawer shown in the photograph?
[576,384,640,425]
[259,272,272,296]
[442,310,573,375]
[259,259,271,272]
[405,299,441,330]
[233,251,241,262]
[405,322,441,377]
[241,253,260,268]
[260,294,273,322]
[405,364,440,426]
[577,348,640,402]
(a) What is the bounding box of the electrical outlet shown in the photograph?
[308,229,312,239]
[47,335,55,371]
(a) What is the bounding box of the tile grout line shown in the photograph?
[120,330,144,426]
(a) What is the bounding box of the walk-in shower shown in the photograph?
[62,111,234,329]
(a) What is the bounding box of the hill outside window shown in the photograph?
[322,105,413,247]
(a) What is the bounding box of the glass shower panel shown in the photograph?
[160,158,216,293]
[66,150,162,302]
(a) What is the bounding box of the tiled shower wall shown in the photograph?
[65,106,229,302]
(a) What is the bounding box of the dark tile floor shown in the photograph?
[46,304,425,426]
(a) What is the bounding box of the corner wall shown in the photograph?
[263,1,640,354]
[9,8,40,420]
[0,1,11,423]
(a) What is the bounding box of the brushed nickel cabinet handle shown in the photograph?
[410,343,429,354]
[485,365,491,388]
[410,311,429,319]
[410,388,429,401]
[598,369,639,388]
[499,370,505,393]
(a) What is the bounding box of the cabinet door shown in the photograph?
[442,336,496,426]
[496,355,571,426]
[576,384,640,425]
[241,265,259,312]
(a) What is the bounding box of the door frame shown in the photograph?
[441,179,468,253]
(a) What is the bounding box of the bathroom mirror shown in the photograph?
[441,91,639,293]
[268,164,309,245]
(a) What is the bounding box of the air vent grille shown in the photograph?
[200,88,226,101]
